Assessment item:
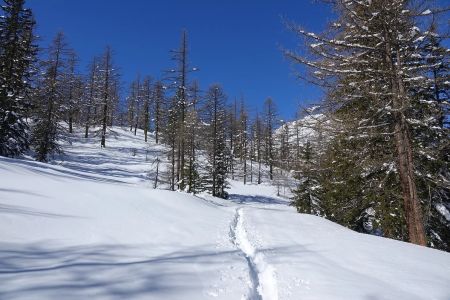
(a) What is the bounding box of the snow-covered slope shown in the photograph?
[275,114,326,146]
[1,127,449,300]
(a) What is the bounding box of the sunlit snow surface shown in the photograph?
[0,127,449,300]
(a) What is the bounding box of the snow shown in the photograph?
[244,210,450,300]
[274,114,326,147]
[1,126,449,300]
[0,156,248,300]
[435,203,450,222]
[231,208,279,300]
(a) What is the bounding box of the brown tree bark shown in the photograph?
[386,36,426,246]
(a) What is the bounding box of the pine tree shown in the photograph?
[185,80,201,193]
[227,99,239,180]
[153,81,165,144]
[32,32,69,162]
[142,76,152,142]
[62,51,83,134]
[0,0,36,157]
[166,30,198,190]
[164,95,178,191]
[238,99,249,184]
[108,78,120,127]
[127,77,142,136]
[127,80,137,132]
[263,97,277,180]
[133,77,141,135]
[278,120,290,170]
[410,20,449,250]
[253,112,264,184]
[204,84,229,198]
[83,57,100,138]
[292,141,320,213]
[98,46,117,148]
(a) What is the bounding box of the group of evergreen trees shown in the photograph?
[0,0,121,162]
[128,32,290,197]
[285,0,449,251]
[0,0,36,157]
[0,0,286,199]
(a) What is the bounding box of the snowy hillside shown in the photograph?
[1,127,449,300]
[275,114,326,146]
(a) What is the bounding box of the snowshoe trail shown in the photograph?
[230,208,279,300]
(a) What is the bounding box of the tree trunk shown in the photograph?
[154,158,159,189]
[101,101,107,148]
[69,114,73,133]
[171,141,176,191]
[100,48,110,148]
[386,39,426,246]
[243,151,247,185]
[258,160,262,184]
[178,31,187,191]
[394,117,426,245]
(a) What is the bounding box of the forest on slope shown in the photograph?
[0,0,449,252]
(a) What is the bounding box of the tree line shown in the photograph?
[0,0,294,200]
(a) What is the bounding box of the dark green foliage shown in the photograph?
[32,110,59,162]
[0,0,36,157]
[291,141,322,215]
[408,28,450,250]
[203,85,229,198]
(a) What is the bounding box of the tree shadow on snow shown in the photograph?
[0,242,265,299]
[0,157,127,184]
[227,194,288,205]
[0,202,80,219]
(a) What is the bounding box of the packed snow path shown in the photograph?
[230,208,278,300]
[1,127,450,300]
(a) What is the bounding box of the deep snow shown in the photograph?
[0,127,449,300]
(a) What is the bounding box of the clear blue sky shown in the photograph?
[28,0,334,119]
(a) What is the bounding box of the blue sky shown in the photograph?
[28,1,334,119]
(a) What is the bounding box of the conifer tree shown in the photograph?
[291,141,321,214]
[142,76,152,142]
[238,100,249,184]
[186,80,201,193]
[63,51,79,134]
[98,46,117,148]
[127,77,142,136]
[166,30,198,190]
[108,79,120,127]
[263,97,277,180]
[164,95,178,191]
[133,77,141,135]
[204,84,229,198]
[127,80,137,132]
[227,99,239,180]
[253,112,264,184]
[32,32,69,162]
[153,81,165,144]
[0,0,36,157]
[83,57,100,138]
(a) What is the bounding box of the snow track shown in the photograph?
[230,208,278,300]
